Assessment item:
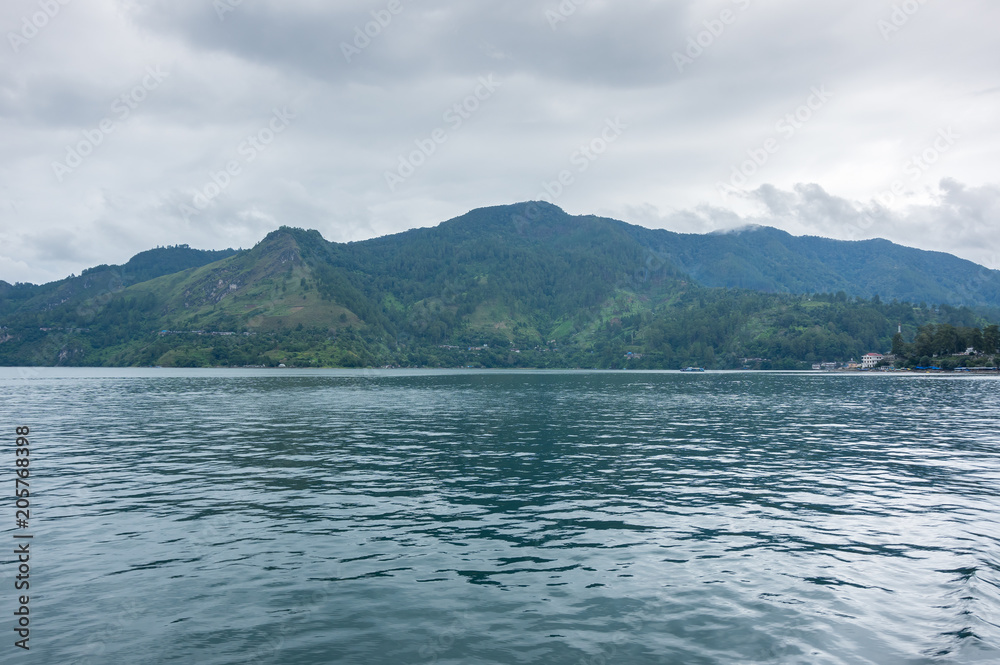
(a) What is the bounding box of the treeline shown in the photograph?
[3,283,997,369]
[891,323,1000,368]
[549,291,995,370]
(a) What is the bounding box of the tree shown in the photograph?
[914,324,936,357]
[891,332,907,357]
[932,324,960,355]
[984,324,1000,354]
[969,328,984,354]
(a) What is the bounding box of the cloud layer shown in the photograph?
[1,0,998,283]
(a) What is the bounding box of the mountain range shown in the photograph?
[1,202,998,369]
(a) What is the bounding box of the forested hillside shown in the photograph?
[1,203,998,369]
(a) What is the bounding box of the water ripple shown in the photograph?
[1,369,998,664]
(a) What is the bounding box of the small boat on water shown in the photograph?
[680,367,706,372]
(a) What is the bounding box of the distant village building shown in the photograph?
[861,353,884,369]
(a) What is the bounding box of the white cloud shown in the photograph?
[619,180,1000,270]
[1,0,999,283]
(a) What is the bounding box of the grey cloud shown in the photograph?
[21,227,92,265]
[750,181,999,268]
[619,180,1000,270]
[1,0,999,284]
[122,0,694,87]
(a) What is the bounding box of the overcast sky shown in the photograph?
[1,0,998,284]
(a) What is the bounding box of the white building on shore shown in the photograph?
[861,353,884,369]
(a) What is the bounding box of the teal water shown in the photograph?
[1,369,999,664]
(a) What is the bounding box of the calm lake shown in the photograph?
[1,369,998,664]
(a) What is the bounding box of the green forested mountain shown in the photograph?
[0,245,238,319]
[1,203,998,369]
[625,224,1000,309]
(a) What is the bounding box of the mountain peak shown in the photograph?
[435,201,568,233]
[260,226,327,246]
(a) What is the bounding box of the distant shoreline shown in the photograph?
[1,366,998,377]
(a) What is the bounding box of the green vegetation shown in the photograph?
[1,203,998,369]
[889,323,1000,370]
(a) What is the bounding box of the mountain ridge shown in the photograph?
[1,202,998,369]
[7,203,999,308]
[0,245,239,318]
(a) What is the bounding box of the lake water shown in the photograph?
[1,369,999,664]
